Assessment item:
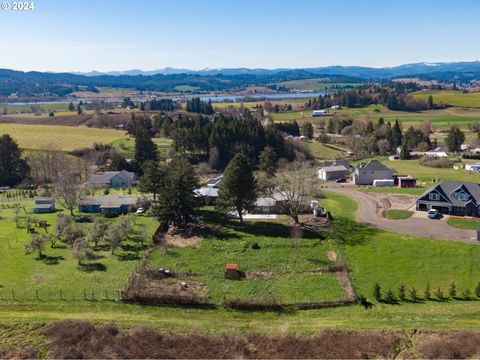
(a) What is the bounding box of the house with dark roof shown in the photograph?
[86,170,136,188]
[78,195,140,214]
[416,181,480,216]
[33,198,56,213]
[353,160,394,185]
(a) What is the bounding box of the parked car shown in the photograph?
[136,207,145,214]
[427,209,441,219]
[74,216,92,223]
[335,178,347,183]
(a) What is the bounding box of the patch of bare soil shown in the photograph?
[32,274,47,282]
[44,321,405,359]
[414,330,480,359]
[365,193,417,211]
[163,223,214,248]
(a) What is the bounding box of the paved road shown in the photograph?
[326,186,478,244]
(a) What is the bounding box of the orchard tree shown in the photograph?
[54,172,82,216]
[218,153,257,224]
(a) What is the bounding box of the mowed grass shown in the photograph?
[0,124,125,151]
[329,192,480,298]
[447,217,480,230]
[308,142,346,159]
[0,202,158,298]
[110,137,172,159]
[385,209,413,219]
[147,208,343,304]
[412,90,480,108]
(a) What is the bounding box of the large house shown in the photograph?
[33,198,56,213]
[78,195,140,214]
[86,170,136,188]
[353,160,394,185]
[194,175,223,204]
[416,181,480,217]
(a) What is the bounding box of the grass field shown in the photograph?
[308,142,346,159]
[385,209,413,219]
[110,137,172,159]
[277,79,363,91]
[147,208,343,304]
[447,217,480,230]
[0,202,157,298]
[412,90,480,108]
[0,123,126,151]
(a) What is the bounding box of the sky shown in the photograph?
[1,0,479,72]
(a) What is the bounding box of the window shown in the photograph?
[429,193,440,201]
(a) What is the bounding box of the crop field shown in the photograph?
[0,202,158,299]
[0,123,126,151]
[147,208,344,304]
[412,90,480,108]
[277,79,363,91]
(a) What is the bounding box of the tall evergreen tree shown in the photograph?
[154,157,198,228]
[218,154,257,224]
[0,134,29,186]
[259,146,278,176]
[445,126,465,152]
[134,127,158,173]
[301,122,314,140]
[392,119,403,149]
[139,160,164,201]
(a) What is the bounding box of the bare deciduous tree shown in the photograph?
[54,172,82,216]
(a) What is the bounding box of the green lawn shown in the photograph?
[447,217,480,230]
[0,202,158,299]
[147,208,343,304]
[412,90,480,108]
[385,209,413,219]
[358,186,427,196]
[110,136,172,159]
[328,192,480,298]
[308,142,346,159]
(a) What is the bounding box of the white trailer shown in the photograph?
[373,179,395,187]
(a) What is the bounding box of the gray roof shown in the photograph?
[79,195,140,207]
[321,165,348,172]
[255,197,277,207]
[194,187,219,198]
[87,170,135,185]
[33,203,55,209]
[357,160,393,172]
[205,175,223,188]
[420,181,480,207]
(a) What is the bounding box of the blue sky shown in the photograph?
[1,0,479,72]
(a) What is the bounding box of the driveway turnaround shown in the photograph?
[327,186,478,244]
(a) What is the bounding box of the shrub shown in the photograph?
[398,284,406,301]
[419,156,454,168]
[384,289,397,304]
[373,283,382,302]
[409,287,418,303]
[424,283,431,300]
[449,282,457,299]
[462,288,471,300]
[435,287,445,300]
[475,282,480,298]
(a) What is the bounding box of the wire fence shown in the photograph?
[0,289,125,302]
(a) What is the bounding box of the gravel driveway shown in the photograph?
[326,186,478,244]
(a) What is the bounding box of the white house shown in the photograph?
[353,160,394,185]
[318,165,349,181]
[425,151,448,158]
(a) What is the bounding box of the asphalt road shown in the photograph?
[327,186,478,244]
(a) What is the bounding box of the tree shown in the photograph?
[427,95,434,110]
[475,281,480,298]
[139,160,164,201]
[26,234,47,258]
[106,222,125,255]
[258,146,278,176]
[86,217,109,248]
[68,102,75,111]
[449,282,457,299]
[61,224,85,246]
[0,134,30,187]
[155,157,198,228]
[134,127,158,173]
[317,132,330,144]
[409,287,418,303]
[373,283,382,301]
[72,238,98,265]
[392,119,403,149]
[217,153,257,224]
[269,162,314,224]
[301,122,314,140]
[424,283,431,300]
[398,284,406,301]
[399,144,410,160]
[445,126,465,152]
[76,104,82,114]
[54,172,82,216]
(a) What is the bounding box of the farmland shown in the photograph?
[277,79,363,91]
[412,90,480,108]
[0,123,125,151]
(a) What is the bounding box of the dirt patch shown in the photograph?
[32,274,47,282]
[44,321,405,359]
[415,330,480,359]
[327,251,337,262]
[164,233,201,248]
[364,193,417,211]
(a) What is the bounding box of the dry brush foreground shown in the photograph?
[2,320,480,359]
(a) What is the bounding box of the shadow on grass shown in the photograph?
[117,252,141,261]
[37,254,65,265]
[330,218,381,246]
[78,262,107,272]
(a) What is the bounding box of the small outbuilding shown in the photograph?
[32,198,56,213]
[224,263,244,280]
[318,165,349,181]
[398,177,417,188]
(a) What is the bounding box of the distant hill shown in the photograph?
[71,61,480,79]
